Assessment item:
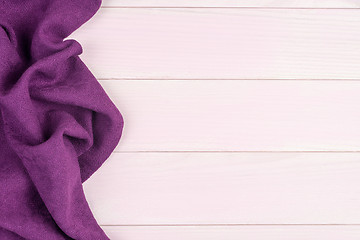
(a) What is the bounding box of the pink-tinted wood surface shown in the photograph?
[72,8,360,80]
[99,80,360,151]
[85,152,360,225]
[75,2,360,239]
[102,0,360,8]
[102,226,360,240]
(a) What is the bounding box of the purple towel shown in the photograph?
[0,0,123,239]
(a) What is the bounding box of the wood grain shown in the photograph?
[72,8,360,80]
[84,152,360,225]
[102,0,360,8]
[101,226,360,240]
[100,79,360,151]
[75,5,360,237]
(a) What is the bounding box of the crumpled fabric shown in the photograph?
[0,0,123,239]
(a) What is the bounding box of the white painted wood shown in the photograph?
[102,0,360,8]
[102,226,360,240]
[84,152,360,225]
[100,80,360,151]
[78,5,360,233]
[72,8,360,79]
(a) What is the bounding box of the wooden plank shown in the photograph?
[102,0,360,8]
[102,226,360,240]
[84,152,360,225]
[100,80,360,151]
[72,8,360,79]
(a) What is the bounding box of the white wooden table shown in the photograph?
[70,0,360,238]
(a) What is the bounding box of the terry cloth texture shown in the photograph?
[0,0,123,239]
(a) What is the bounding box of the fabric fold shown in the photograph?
[0,0,123,239]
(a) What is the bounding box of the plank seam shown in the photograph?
[97,78,360,81]
[100,224,360,227]
[113,150,360,153]
[100,7,360,10]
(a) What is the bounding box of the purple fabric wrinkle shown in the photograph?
[0,0,124,239]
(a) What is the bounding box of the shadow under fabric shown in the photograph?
[0,0,123,239]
